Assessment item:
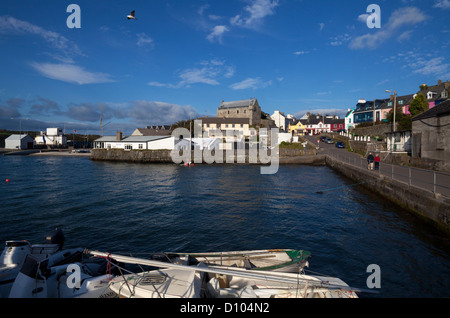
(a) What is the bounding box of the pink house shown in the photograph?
[405,80,450,115]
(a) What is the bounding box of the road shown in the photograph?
[304,134,450,198]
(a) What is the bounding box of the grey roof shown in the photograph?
[135,126,172,136]
[122,136,171,142]
[417,81,450,102]
[6,134,33,140]
[218,99,258,109]
[94,135,171,142]
[94,136,120,142]
[412,99,450,121]
[199,117,250,124]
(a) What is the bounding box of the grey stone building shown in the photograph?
[411,99,450,171]
[217,98,262,126]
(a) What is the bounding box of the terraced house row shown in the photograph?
[347,80,450,129]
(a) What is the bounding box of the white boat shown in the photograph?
[90,251,366,299]
[107,267,204,298]
[0,229,84,298]
[9,252,117,298]
[164,249,311,273]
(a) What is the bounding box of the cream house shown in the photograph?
[199,117,252,139]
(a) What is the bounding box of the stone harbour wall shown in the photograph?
[91,148,322,165]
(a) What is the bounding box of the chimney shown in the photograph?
[116,131,122,141]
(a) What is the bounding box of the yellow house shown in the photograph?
[288,120,305,136]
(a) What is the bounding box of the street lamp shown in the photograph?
[385,89,397,152]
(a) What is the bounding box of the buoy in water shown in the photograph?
[5,179,10,182]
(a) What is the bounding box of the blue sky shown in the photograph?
[1,0,449,136]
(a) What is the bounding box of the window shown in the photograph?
[388,102,392,106]
[138,144,143,149]
[125,144,132,150]
[398,100,403,105]
[225,124,229,128]
[206,123,210,128]
[240,124,244,128]
[232,124,235,128]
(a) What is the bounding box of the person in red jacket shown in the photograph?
[374,154,380,170]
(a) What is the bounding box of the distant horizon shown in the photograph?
[1,1,449,136]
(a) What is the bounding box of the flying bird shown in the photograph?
[127,10,137,20]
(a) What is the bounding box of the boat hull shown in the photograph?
[165,249,311,273]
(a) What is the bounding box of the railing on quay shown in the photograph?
[329,152,450,198]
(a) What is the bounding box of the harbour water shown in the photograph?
[1,155,450,298]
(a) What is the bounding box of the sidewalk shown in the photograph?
[305,135,450,198]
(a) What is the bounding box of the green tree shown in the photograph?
[386,103,412,131]
[409,93,429,117]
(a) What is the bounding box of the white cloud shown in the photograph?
[319,23,325,31]
[293,51,307,55]
[330,34,351,46]
[136,33,154,47]
[293,108,348,118]
[198,4,210,15]
[30,62,114,85]
[129,101,198,125]
[207,25,229,43]
[230,0,279,28]
[229,77,272,90]
[0,15,82,56]
[412,57,450,77]
[349,7,427,49]
[357,14,369,24]
[149,60,234,88]
[434,0,450,9]
[384,50,450,79]
[397,30,413,42]
[208,15,222,21]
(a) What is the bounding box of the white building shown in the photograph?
[345,109,355,131]
[35,128,67,146]
[386,130,411,153]
[270,110,288,131]
[94,134,176,150]
[5,134,35,150]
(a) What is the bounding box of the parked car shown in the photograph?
[335,141,345,148]
[325,138,334,144]
[320,136,327,142]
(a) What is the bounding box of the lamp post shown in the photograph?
[385,89,397,152]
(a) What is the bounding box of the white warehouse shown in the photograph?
[93,133,177,150]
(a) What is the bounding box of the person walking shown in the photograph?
[374,154,380,171]
[367,152,374,170]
